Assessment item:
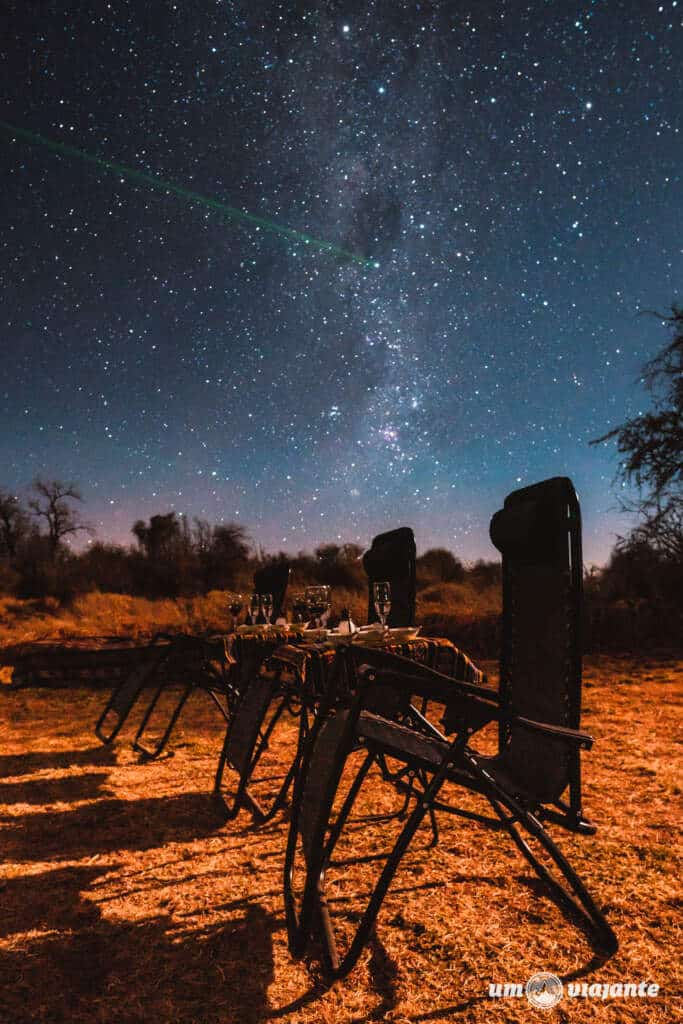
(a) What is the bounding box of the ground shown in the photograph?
[0,655,681,1024]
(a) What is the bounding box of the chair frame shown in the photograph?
[213,654,312,822]
[285,648,616,979]
[123,565,291,758]
[94,632,179,746]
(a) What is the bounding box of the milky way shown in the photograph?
[2,1,681,563]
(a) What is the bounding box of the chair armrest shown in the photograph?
[360,666,593,750]
[513,716,594,750]
[359,665,500,734]
[359,663,497,706]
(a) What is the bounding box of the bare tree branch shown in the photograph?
[28,478,93,557]
[591,306,683,559]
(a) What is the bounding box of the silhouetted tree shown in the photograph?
[204,523,250,589]
[314,542,365,587]
[28,479,92,557]
[592,307,683,560]
[132,512,181,561]
[76,542,137,593]
[0,490,31,558]
[468,559,502,589]
[417,547,466,583]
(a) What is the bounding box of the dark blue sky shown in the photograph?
[2,1,681,564]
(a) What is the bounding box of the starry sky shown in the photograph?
[2,1,681,565]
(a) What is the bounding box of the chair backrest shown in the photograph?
[253,563,290,620]
[363,527,416,628]
[489,477,583,803]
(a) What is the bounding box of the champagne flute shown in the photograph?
[321,585,332,625]
[305,585,326,628]
[228,592,243,632]
[261,592,274,625]
[373,581,391,631]
[248,592,260,624]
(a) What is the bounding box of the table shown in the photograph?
[257,632,485,699]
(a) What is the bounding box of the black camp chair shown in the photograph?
[213,648,312,822]
[95,565,290,759]
[284,477,617,978]
[95,633,187,746]
[131,565,290,758]
[253,563,290,623]
[363,527,416,627]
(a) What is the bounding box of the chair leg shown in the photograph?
[346,752,414,825]
[94,645,170,744]
[214,689,296,823]
[132,681,195,759]
[243,698,297,822]
[466,754,618,954]
[258,705,311,823]
[417,768,440,846]
[318,756,455,979]
[204,686,232,722]
[323,750,376,861]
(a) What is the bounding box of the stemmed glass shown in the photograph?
[373,581,392,631]
[291,592,308,624]
[305,585,331,628]
[317,585,331,626]
[228,592,243,632]
[248,592,260,624]
[261,592,274,625]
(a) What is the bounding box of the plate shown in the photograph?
[352,631,388,647]
[302,628,328,641]
[324,631,355,646]
[388,626,422,641]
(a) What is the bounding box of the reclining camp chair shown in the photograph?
[363,527,416,627]
[131,565,291,758]
[96,565,290,759]
[284,477,617,978]
[95,633,188,745]
[212,645,313,821]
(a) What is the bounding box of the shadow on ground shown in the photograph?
[0,746,118,777]
[0,897,277,1024]
[0,771,112,806]
[1,792,226,862]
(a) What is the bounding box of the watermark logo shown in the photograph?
[525,972,563,1009]
[488,974,660,1007]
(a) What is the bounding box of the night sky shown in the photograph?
[2,1,681,565]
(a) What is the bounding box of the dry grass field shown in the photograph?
[1,652,681,1024]
[0,585,501,653]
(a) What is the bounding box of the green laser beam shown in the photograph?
[0,121,377,268]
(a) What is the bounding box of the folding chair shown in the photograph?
[363,527,416,627]
[284,477,617,978]
[130,564,291,758]
[95,633,180,745]
[213,646,313,822]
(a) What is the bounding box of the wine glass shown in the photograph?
[248,592,260,624]
[261,592,274,625]
[228,592,243,632]
[291,592,308,623]
[305,585,327,628]
[373,581,391,631]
